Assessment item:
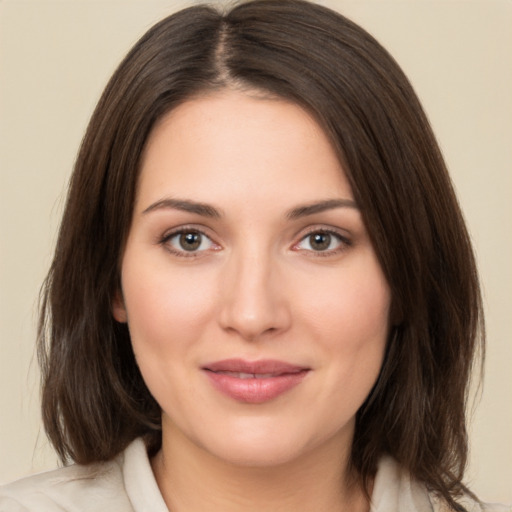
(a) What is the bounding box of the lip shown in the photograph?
[202,358,310,404]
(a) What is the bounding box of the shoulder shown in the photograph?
[430,493,511,512]
[372,456,511,512]
[480,505,512,512]
[0,448,133,512]
[0,438,167,512]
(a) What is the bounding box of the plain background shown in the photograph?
[1,0,511,503]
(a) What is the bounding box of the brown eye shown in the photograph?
[163,229,216,255]
[309,232,332,251]
[294,230,348,254]
[179,232,202,251]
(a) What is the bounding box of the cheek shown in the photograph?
[120,259,217,357]
[120,260,219,413]
[303,263,391,346]
[299,256,391,394]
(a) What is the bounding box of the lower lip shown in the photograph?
[204,370,309,404]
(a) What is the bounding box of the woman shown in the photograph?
[0,1,507,511]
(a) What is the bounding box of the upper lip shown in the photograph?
[203,358,308,376]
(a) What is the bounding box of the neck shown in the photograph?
[151,423,370,512]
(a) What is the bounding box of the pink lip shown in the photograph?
[202,358,310,404]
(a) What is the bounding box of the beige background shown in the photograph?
[1,0,511,502]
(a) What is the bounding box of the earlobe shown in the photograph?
[112,290,128,323]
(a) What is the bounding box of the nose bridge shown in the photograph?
[218,241,289,340]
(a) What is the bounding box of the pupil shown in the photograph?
[180,232,201,251]
[310,233,330,251]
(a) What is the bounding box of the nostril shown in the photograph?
[217,258,291,340]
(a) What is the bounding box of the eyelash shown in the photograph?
[158,226,352,258]
[159,226,219,258]
[292,228,352,257]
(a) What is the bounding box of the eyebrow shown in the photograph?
[286,198,359,219]
[142,197,358,220]
[142,198,222,218]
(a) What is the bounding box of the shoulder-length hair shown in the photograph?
[38,1,483,509]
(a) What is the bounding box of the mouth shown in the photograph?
[202,359,310,404]
[211,371,287,379]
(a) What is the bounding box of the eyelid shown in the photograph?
[158,225,221,257]
[291,226,352,255]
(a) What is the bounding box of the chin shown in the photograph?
[191,415,352,470]
[207,437,310,468]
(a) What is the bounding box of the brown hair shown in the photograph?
[38,1,483,509]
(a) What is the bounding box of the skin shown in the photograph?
[113,89,391,512]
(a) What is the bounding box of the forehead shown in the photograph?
[136,90,353,211]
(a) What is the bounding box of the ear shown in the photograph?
[112,290,128,323]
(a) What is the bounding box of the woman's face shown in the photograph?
[114,90,391,467]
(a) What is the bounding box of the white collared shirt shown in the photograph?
[0,438,509,512]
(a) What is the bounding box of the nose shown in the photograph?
[218,247,291,342]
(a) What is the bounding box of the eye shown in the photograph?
[294,230,348,253]
[162,229,217,255]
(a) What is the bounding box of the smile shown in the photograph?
[214,371,283,379]
[202,359,310,404]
